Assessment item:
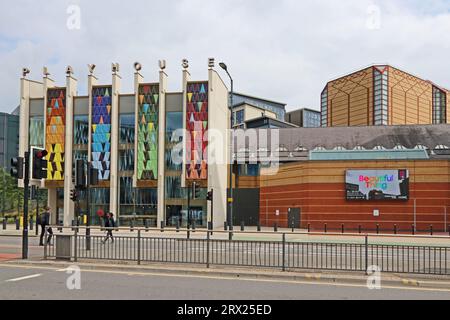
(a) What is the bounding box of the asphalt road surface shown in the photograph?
[0,263,449,300]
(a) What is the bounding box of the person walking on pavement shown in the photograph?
[39,206,53,246]
[102,212,115,244]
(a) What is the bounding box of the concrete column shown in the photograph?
[109,72,121,216]
[18,77,43,188]
[47,188,58,225]
[157,69,168,227]
[63,74,77,226]
[181,67,191,189]
[207,67,229,229]
[87,74,97,221]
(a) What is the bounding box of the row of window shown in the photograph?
[433,87,447,124]
[373,68,389,126]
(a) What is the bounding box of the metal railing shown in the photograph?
[43,226,450,275]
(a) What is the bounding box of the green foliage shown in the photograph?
[0,168,48,218]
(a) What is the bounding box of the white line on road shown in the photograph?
[5,273,42,282]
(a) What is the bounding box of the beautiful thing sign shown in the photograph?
[346,170,409,201]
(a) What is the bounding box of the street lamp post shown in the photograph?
[219,62,234,229]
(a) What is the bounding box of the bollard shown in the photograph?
[291,221,295,233]
[144,219,150,231]
[130,220,134,232]
[376,224,380,235]
[187,224,191,240]
[208,221,213,236]
[176,220,180,233]
[430,225,433,236]
[324,223,327,233]
[241,221,245,232]
[228,225,233,241]
[394,225,397,235]
[257,223,261,232]
[224,222,228,231]
[192,221,196,232]
[307,224,311,233]
[161,221,165,232]
[2,218,6,230]
[448,226,450,237]
[15,218,20,230]
[412,224,415,235]
[30,217,33,231]
[359,225,362,234]
[274,223,278,233]
[341,224,345,234]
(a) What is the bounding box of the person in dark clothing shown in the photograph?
[102,212,115,244]
[39,206,53,246]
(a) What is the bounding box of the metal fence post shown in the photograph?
[44,228,48,260]
[282,233,286,272]
[137,229,141,265]
[74,228,78,263]
[365,235,369,275]
[206,231,210,269]
[2,218,6,230]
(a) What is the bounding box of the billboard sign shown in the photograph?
[346,170,409,201]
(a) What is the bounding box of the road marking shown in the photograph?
[5,273,42,282]
[1,263,450,293]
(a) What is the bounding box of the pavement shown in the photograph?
[1,233,450,299]
[2,224,450,247]
[0,260,450,300]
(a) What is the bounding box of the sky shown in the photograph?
[0,0,449,113]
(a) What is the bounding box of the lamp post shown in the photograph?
[219,62,234,229]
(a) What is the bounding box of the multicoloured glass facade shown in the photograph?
[46,88,66,180]
[91,86,112,181]
[186,82,208,180]
[137,84,159,180]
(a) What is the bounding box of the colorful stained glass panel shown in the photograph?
[46,88,66,180]
[137,84,159,180]
[186,82,208,180]
[91,86,112,181]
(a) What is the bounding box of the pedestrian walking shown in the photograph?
[39,206,53,246]
[102,212,115,244]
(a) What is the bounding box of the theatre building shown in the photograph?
[232,125,450,233]
[18,61,229,228]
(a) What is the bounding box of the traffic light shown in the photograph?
[89,166,99,186]
[207,190,213,202]
[10,157,24,179]
[70,189,78,202]
[193,182,200,199]
[32,148,48,180]
[75,159,86,188]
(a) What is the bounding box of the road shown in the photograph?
[0,263,449,300]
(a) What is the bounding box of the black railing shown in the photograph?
[44,228,450,275]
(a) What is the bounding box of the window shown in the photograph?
[433,87,447,124]
[234,110,245,126]
[119,114,135,145]
[74,115,89,145]
[29,116,44,148]
[373,67,389,125]
[321,87,328,127]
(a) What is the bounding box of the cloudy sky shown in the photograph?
[0,0,449,113]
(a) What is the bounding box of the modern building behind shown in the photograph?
[285,108,321,128]
[231,93,286,128]
[321,65,449,127]
[0,112,19,171]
